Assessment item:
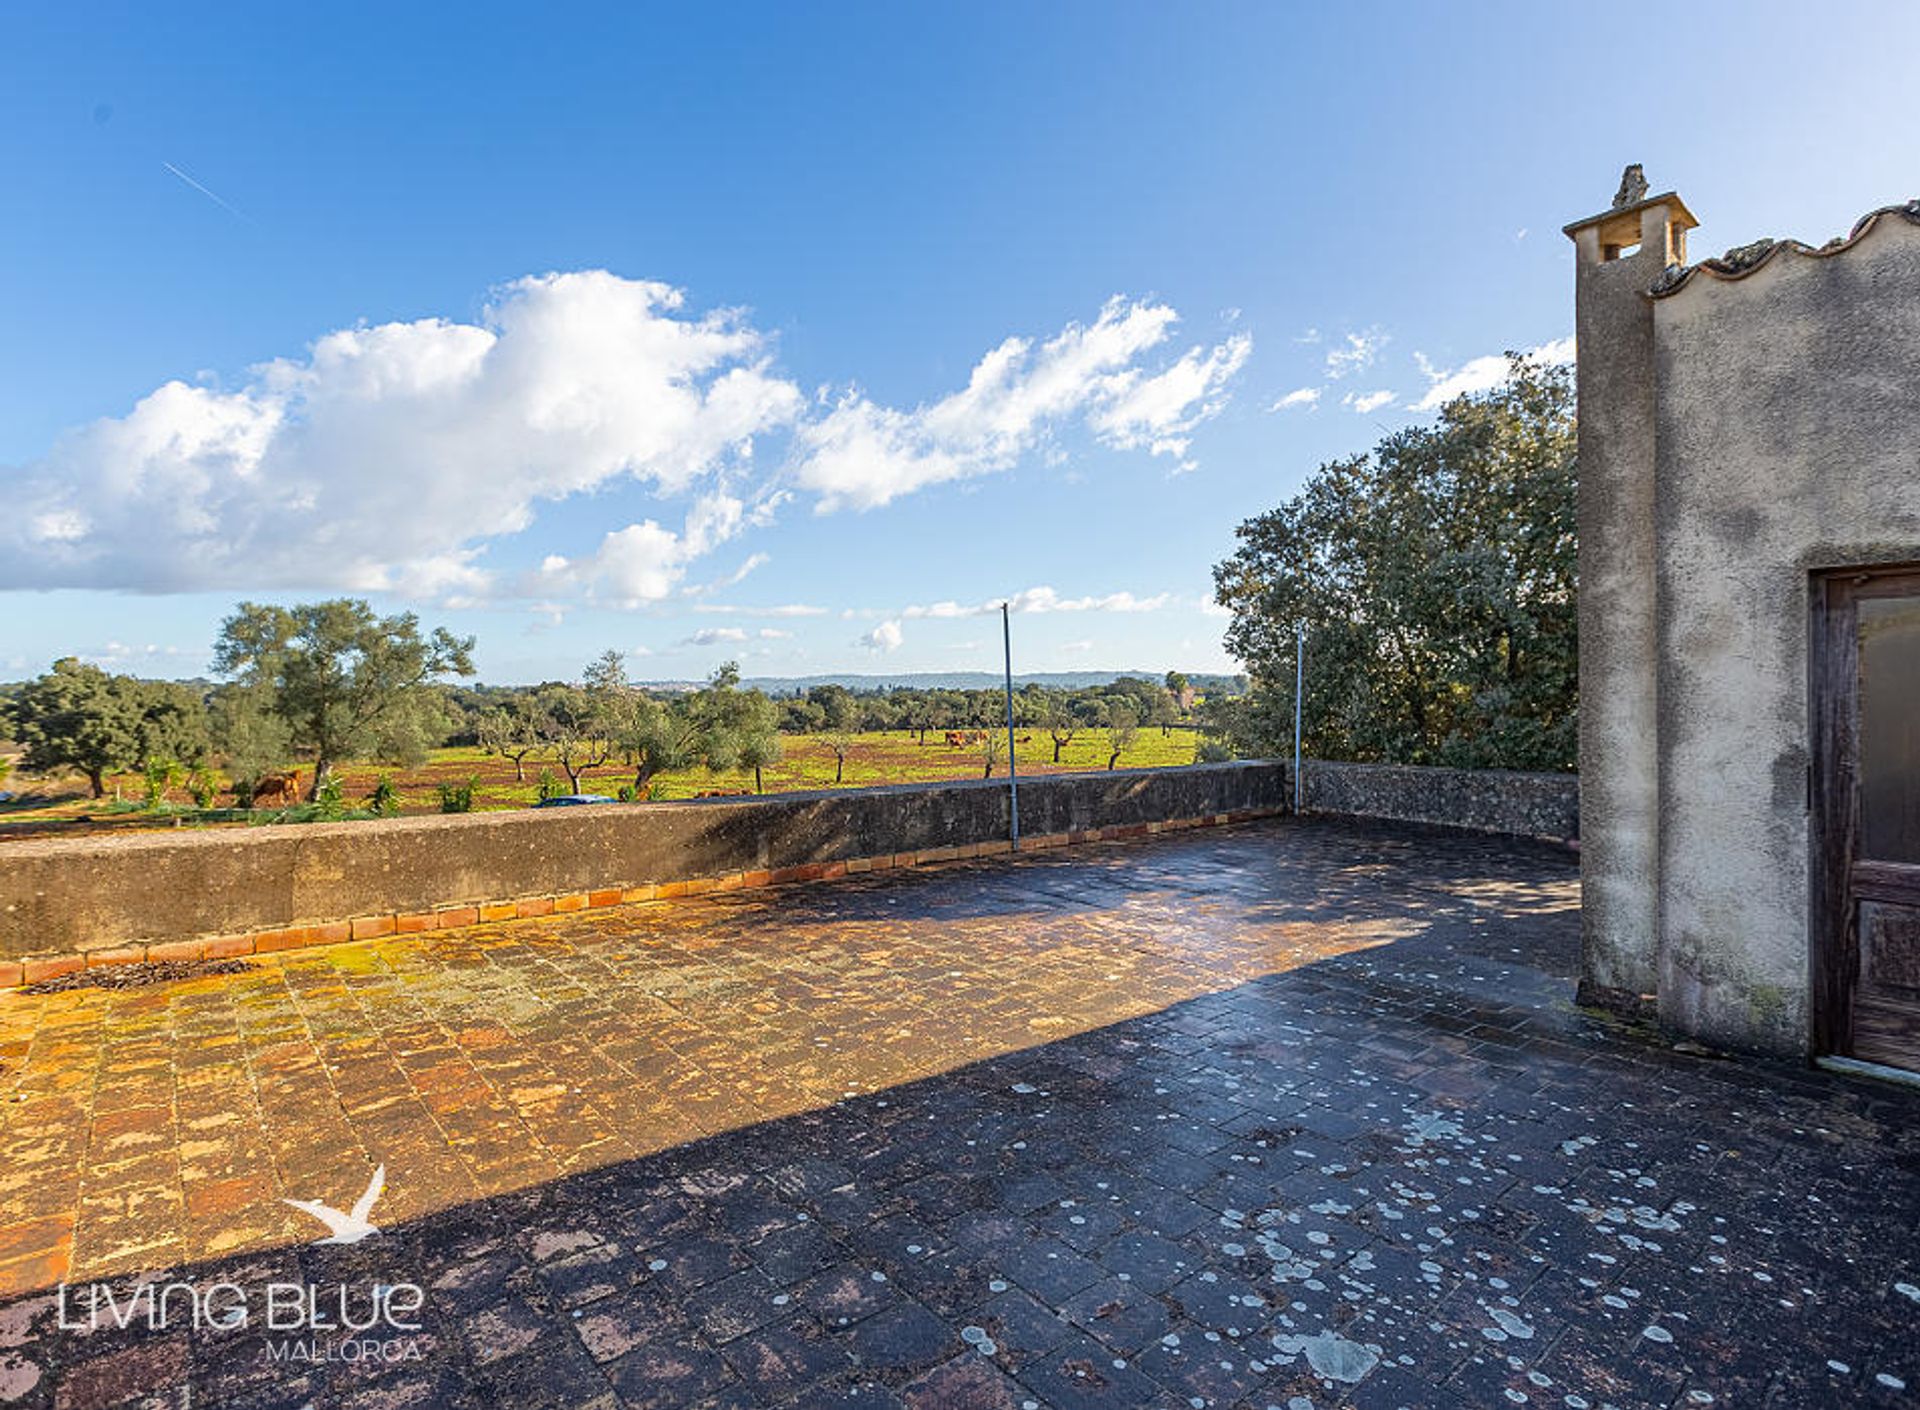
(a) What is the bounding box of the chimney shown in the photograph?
[1560,168,1697,1010]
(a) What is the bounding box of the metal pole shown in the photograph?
[1293,620,1305,815]
[1003,602,1020,851]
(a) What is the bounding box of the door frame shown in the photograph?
[1808,561,1920,1058]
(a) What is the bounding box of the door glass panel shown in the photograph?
[1859,594,1920,864]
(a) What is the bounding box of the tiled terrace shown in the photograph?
[0,819,1915,1408]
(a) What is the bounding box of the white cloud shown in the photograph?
[1343,390,1397,414]
[858,620,903,653]
[684,626,750,646]
[532,489,763,608]
[1060,639,1094,654]
[896,584,1172,620]
[1,277,1248,604]
[1,272,803,596]
[83,641,198,668]
[1411,336,1575,411]
[1086,332,1251,460]
[1325,328,1388,379]
[692,602,827,618]
[701,552,771,591]
[755,627,792,640]
[30,509,90,543]
[792,298,1249,511]
[1271,387,1320,411]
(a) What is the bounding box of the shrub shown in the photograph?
[142,756,183,808]
[315,773,346,817]
[187,766,221,809]
[616,784,635,803]
[369,776,401,816]
[1195,737,1236,764]
[536,768,562,802]
[437,777,476,814]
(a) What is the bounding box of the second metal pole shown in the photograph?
[1293,620,1305,815]
[1003,601,1020,851]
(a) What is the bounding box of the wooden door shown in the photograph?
[1814,567,1920,1072]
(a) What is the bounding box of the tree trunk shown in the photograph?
[982,760,993,778]
[511,753,527,783]
[1108,750,1121,770]
[753,765,763,794]
[87,768,106,799]
[835,756,845,784]
[563,761,583,792]
[308,758,333,802]
[1052,738,1065,763]
[633,762,655,796]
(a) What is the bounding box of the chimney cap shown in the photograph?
[1563,187,1699,243]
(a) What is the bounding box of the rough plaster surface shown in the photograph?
[1571,207,1673,1002]
[1651,215,1920,1054]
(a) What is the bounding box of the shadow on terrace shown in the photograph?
[2,819,1916,1409]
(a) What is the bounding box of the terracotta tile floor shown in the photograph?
[0,818,1915,1408]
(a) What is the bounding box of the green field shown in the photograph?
[0,726,1208,832]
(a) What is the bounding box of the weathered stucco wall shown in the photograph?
[0,764,1285,974]
[1302,761,1578,842]
[1568,199,1686,1004]
[1650,214,1920,1054]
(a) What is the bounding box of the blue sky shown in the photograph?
[4,2,1917,685]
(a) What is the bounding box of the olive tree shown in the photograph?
[212,599,475,800]
[477,697,544,782]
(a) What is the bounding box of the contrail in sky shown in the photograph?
[161,160,252,222]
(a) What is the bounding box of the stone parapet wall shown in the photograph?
[1302,760,1579,843]
[0,763,1285,984]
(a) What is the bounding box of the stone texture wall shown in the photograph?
[1649,214,1920,1055]
[1301,761,1578,842]
[0,763,1285,980]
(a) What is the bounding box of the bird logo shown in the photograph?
[283,1164,387,1245]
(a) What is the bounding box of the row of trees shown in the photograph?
[3,608,1216,804]
[475,655,783,794]
[468,664,1200,792]
[764,673,1196,756]
[3,601,476,803]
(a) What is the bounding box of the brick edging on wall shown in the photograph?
[2,809,1278,988]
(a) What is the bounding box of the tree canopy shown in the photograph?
[212,599,475,799]
[1211,356,1577,770]
[611,661,784,794]
[8,659,211,797]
